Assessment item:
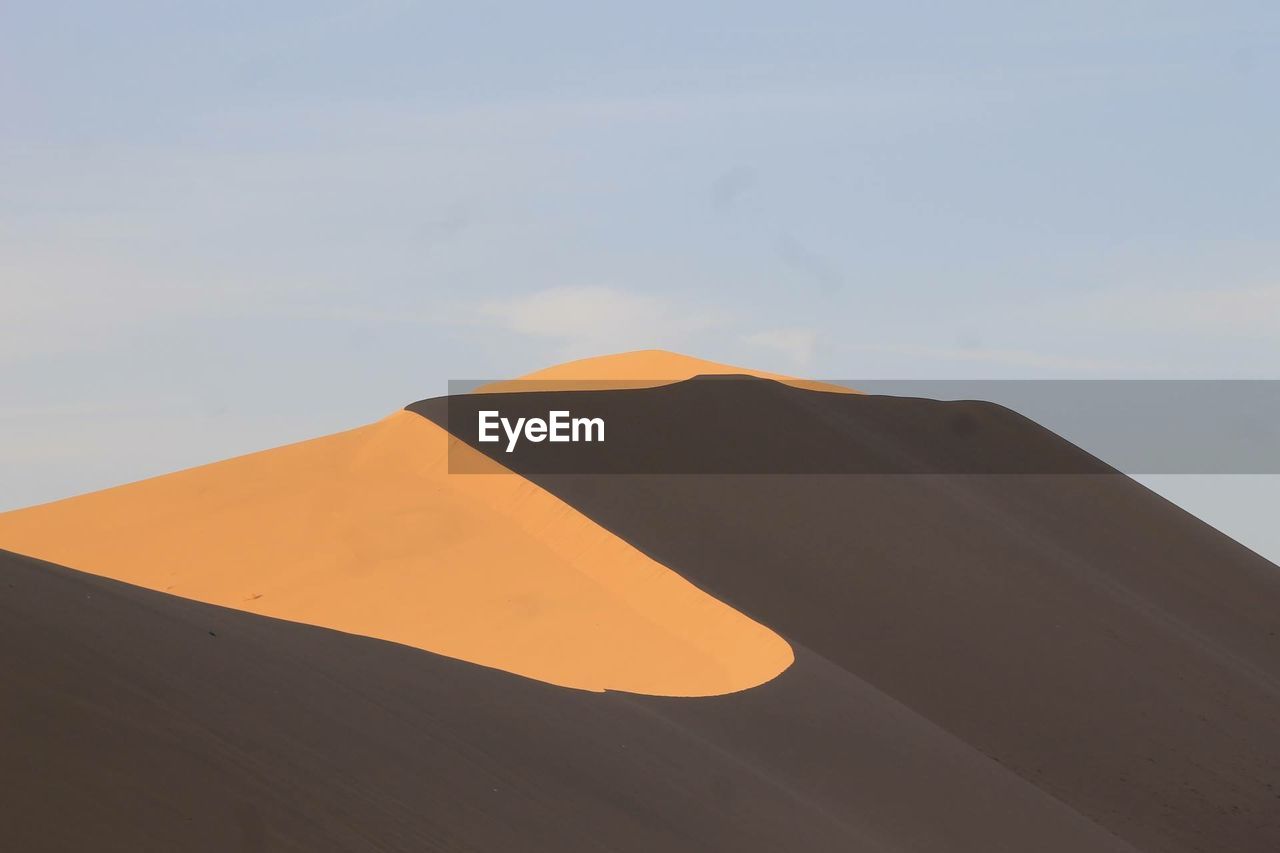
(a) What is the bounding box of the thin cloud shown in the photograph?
[745,327,819,366]
[478,285,722,353]
[844,342,1145,373]
[1088,283,1280,338]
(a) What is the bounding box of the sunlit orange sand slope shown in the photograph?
[0,407,791,696]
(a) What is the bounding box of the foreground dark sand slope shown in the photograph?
[414,375,1280,853]
[3,549,1132,852]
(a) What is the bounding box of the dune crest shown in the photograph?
[478,348,856,393]
[0,409,792,696]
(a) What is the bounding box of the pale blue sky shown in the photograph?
[2,2,1278,559]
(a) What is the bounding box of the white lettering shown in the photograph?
[478,411,500,443]
[501,416,526,453]
[549,410,570,442]
[573,416,604,443]
[479,410,605,452]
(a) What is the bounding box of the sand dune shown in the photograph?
[0,409,791,696]
[3,352,1277,852]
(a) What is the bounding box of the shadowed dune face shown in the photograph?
[0,410,791,696]
[412,375,1280,853]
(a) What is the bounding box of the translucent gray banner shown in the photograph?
[427,379,1280,475]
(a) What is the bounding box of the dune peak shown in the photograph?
[477,349,854,394]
